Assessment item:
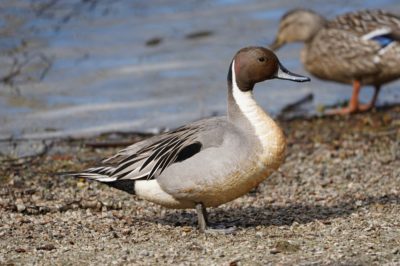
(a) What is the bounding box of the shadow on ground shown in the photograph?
[147,193,400,229]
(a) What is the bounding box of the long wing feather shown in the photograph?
[72,123,206,183]
[68,117,229,192]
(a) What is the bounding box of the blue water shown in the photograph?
[0,0,399,140]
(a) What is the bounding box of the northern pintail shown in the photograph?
[69,47,310,232]
[270,9,400,115]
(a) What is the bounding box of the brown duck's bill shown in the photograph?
[269,38,283,51]
[274,62,310,82]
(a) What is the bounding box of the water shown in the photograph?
[1,0,400,140]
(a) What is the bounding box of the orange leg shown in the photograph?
[359,85,380,111]
[326,80,361,115]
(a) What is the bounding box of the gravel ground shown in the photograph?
[1,106,399,265]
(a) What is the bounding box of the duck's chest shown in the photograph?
[201,116,286,207]
[200,152,285,207]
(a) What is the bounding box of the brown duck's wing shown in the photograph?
[328,9,400,36]
[306,28,383,82]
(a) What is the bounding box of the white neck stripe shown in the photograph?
[231,59,255,112]
[231,60,271,149]
[231,60,255,112]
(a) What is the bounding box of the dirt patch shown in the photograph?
[1,107,399,265]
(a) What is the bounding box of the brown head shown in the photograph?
[229,46,310,91]
[270,9,327,50]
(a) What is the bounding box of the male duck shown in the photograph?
[69,47,309,232]
[270,9,400,114]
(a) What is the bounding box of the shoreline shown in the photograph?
[1,106,399,265]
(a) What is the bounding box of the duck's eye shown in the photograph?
[258,57,266,62]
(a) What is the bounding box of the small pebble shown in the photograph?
[16,203,26,212]
[15,247,26,253]
[37,244,56,251]
[270,248,281,254]
[139,250,149,257]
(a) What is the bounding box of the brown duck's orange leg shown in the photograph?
[359,85,381,111]
[326,80,361,115]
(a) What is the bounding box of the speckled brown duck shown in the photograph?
[271,9,400,115]
[67,47,309,233]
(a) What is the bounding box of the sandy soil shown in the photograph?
[0,106,399,265]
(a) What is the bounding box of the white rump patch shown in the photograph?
[135,180,181,206]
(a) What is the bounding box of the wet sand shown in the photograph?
[1,106,399,265]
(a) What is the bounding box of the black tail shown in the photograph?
[104,179,135,195]
[59,171,136,195]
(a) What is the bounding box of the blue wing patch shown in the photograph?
[371,35,394,48]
